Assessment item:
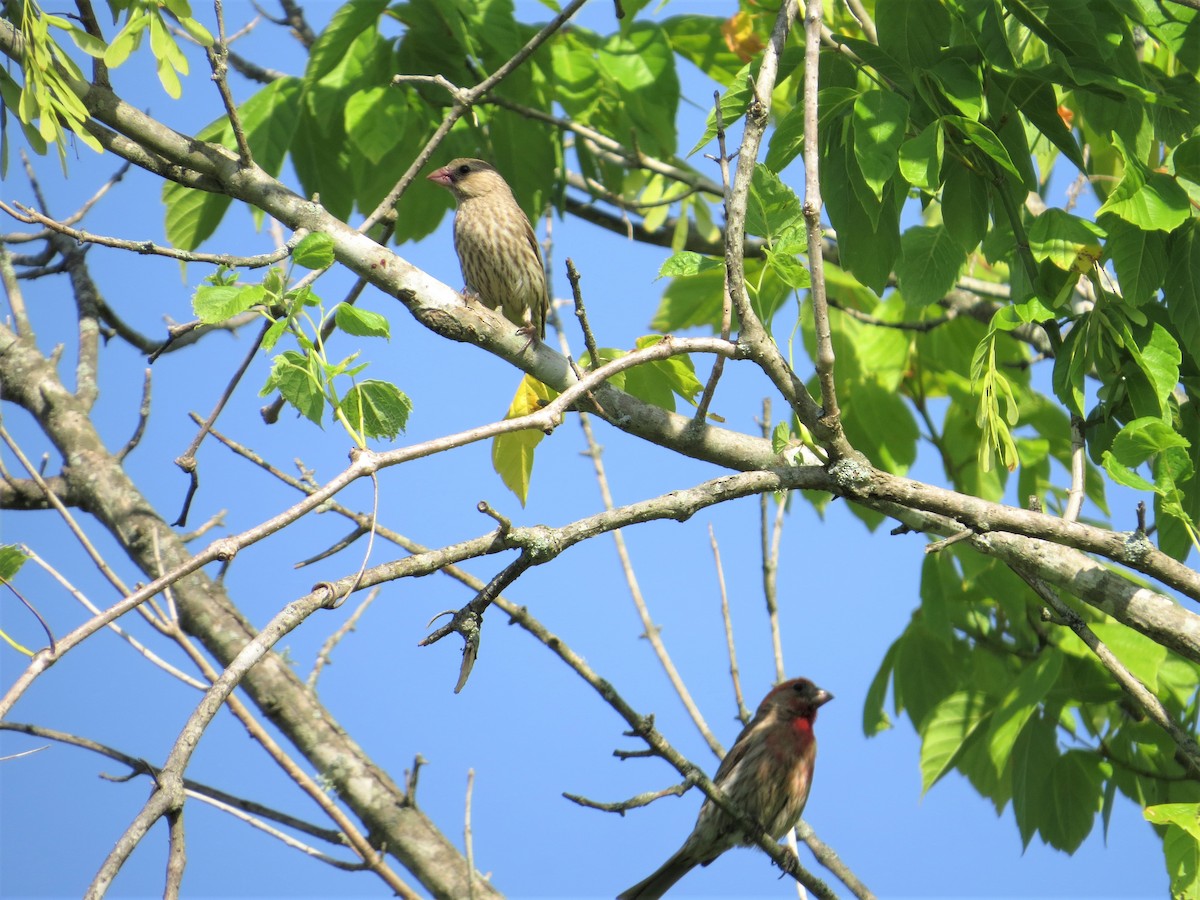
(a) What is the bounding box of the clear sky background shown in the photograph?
[0,1,1171,897]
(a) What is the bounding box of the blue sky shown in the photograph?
[0,1,1169,897]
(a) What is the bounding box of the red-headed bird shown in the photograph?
[427,158,548,342]
[618,678,833,899]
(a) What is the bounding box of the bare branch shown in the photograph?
[0,201,295,267]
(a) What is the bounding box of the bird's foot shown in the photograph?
[516,323,540,354]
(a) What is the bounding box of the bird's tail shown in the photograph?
[615,847,701,900]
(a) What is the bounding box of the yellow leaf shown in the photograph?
[491,375,558,506]
[722,11,764,62]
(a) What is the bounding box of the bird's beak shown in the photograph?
[427,167,451,187]
[814,688,834,708]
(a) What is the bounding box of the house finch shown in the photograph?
[427,158,548,342]
[617,678,833,899]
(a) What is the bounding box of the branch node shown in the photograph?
[477,501,511,534]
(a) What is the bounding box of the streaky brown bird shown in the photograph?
[427,158,548,342]
[617,678,834,899]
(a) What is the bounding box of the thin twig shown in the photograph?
[362,0,590,232]
[0,426,129,595]
[173,318,273,527]
[0,243,34,337]
[307,588,382,690]
[710,524,749,722]
[206,0,253,163]
[485,94,723,198]
[85,585,417,900]
[21,546,204,688]
[117,368,152,461]
[0,201,294,266]
[1064,414,1085,523]
[760,399,787,682]
[465,769,478,900]
[797,820,876,900]
[576,411,724,758]
[842,0,877,42]
[565,258,601,367]
[1011,566,1200,776]
[693,90,736,426]
[802,0,840,427]
[490,598,838,898]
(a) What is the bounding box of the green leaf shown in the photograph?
[1051,321,1087,416]
[340,380,411,440]
[306,0,389,83]
[334,304,389,339]
[943,115,1023,181]
[894,622,960,730]
[262,350,325,425]
[551,34,604,122]
[863,640,898,737]
[651,265,725,332]
[1146,803,1200,840]
[1108,416,1190,469]
[635,336,702,406]
[163,177,233,252]
[929,57,982,120]
[153,51,182,100]
[899,120,943,191]
[237,77,303,177]
[162,78,301,249]
[261,317,288,352]
[995,103,1039,192]
[1165,221,1200,365]
[1147,807,1200,900]
[1135,321,1183,411]
[919,691,992,793]
[1012,713,1059,849]
[659,14,744,85]
[746,164,804,243]
[598,24,679,158]
[0,545,28,582]
[657,252,723,279]
[1098,133,1191,232]
[853,89,910,201]
[1174,137,1200,187]
[875,0,950,70]
[763,247,811,291]
[1104,217,1167,307]
[293,232,335,270]
[345,86,408,165]
[840,379,918,475]
[985,652,1062,777]
[941,158,989,250]
[823,137,902,293]
[1042,751,1106,852]
[765,102,806,172]
[1090,621,1168,691]
[619,356,673,409]
[896,225,966,309]
[688,49,806,156]
[192,284,265,324]
[1101,452,1158,492]
[1026,209,1105,269]
[692,66,752,154]
[1000,72,1086,172]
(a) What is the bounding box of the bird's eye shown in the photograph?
[457,164,471,176]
